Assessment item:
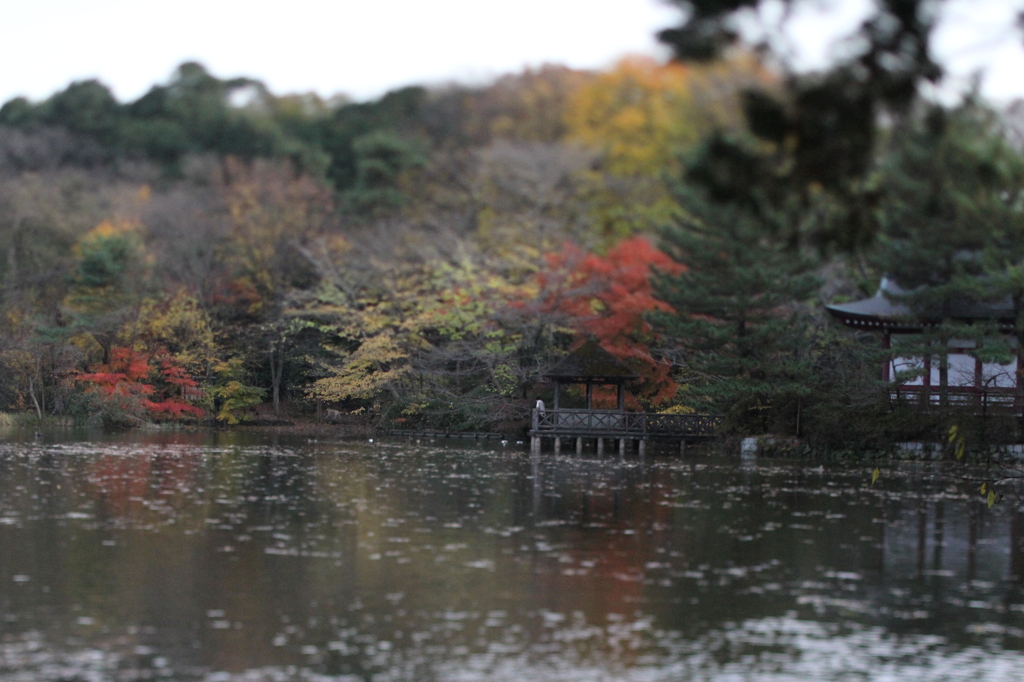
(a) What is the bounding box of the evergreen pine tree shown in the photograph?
[652,134,819,431]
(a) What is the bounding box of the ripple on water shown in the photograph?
[0,436,1022,681]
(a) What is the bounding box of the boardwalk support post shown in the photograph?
[597,437,604,456]
[576,437,583,454]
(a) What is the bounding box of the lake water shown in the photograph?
[1,431,1022,681]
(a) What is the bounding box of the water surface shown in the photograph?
[1,431,1022,681]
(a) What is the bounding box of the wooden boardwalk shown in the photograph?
[529,408,722,455]
[383,429,508,441]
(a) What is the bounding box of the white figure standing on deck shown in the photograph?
[535,398,546,417]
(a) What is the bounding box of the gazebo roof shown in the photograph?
[826,277,1014,332]
[543,340,639,383]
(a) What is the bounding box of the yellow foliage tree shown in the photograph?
[300,254,528,409]
[565,56,699,176]
[565,54,774,176]
[125,289,219,378]
[564,54,776,242]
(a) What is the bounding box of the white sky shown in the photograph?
[0,0,679,103]
[770,0,1024,104]
[0,0,1022,105]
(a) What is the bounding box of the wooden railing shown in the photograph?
[532,409,722,439]
[645,412,724,436]
[890,385,1022,412]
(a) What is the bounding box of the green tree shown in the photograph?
[656,0,943,250]
[317,86,427,193]
[652,136,820,430]
[63,220,148,359]
[342,131,427,212]
[40,80,121,145]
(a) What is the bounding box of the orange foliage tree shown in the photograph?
[537,236,685,407]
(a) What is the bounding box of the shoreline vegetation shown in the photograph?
[5,408,1024,470]
[2,52,1024,463]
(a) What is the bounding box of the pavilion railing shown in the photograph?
[532,409,722,438]
[890,385,1023,412]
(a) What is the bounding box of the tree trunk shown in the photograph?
[269,343,284,416]
[795,398,802,438]
[6,236,17,290]
[27,376,41,423]
[36,356,44,415]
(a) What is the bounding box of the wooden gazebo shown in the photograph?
[543,339,638,411]
[530,340,722,455]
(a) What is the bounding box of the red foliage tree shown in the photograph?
[538,236,685,407]
[78,347,205,420]
[149,355,205,417]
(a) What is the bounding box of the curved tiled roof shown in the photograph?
[826,277,1014,331]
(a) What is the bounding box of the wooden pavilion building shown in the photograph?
[826,277,1020,410]
[530,340,721,454]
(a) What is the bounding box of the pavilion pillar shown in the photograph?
[553,380,560,409]
[939,342,949,408]
[975,354,984,407]
[1016,340,1022,415]
[616,383,624,411]
[585,381,593,409]
[882,331,891,382]
[923,349,931,407]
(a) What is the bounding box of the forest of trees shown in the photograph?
[3,0,1024,448]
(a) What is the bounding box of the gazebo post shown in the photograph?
[616,383,624,411]
[553,380,560,410]
[585,381,592,409]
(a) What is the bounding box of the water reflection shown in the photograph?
[0,432,1022,680]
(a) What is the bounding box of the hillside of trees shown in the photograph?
[3,48,1024,447]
